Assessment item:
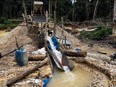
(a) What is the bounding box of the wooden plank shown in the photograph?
[7,58,49,86]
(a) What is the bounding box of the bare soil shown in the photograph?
[0,23,115,87]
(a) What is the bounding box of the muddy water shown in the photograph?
[0,30,8,37]
[48,64,93,87]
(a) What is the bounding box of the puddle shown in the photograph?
[48,64,93,87]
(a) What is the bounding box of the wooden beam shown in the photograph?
[63,50,87,57]
[93,0,99,20]
[54,11,56,35]
[7,58,49,86]
[28,55,46,61]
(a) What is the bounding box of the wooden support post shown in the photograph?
[40,8,43,29]
[45,11,49,31]
[23,0,27,17]
[54,11,56,36]
[61,17,64,47]
[113,0,116,22]
[47,54,54,73]
[61,17,64,29]
[93,0,99,20]
[44,39,54,73]
[49,0,51,20]
[64,36,67,48]
[7,58,49,86]
[112,23,116,35]
[22,0,28,26]
[35,26,40,48]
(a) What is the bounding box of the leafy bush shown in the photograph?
[0,17,7,24]
[4,19,12,24]
[9,24,17,29]
[0,18,20,30]
[79,25,112,40]
[0,24,6,29]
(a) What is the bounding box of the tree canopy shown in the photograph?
[0,0,114,22]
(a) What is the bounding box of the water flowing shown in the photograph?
[48,65,93,87]
[46,35,70,72]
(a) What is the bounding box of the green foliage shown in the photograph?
[79,25,112,40]
[0,17,7,24]
[8,24,17,29]
[0,24,6,29]
[0,23,18,30]
[0,18,20,30]
[0,0,114,22]
[4,19,12,24]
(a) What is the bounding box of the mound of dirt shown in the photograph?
[0,23,32,55]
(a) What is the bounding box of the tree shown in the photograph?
[93,0,99,20]
[0,0,114,22]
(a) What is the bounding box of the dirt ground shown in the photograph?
[56,25,116,87]
[0,23,52,87]
[0,23,116,87]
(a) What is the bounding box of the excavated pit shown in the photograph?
[0,23,115,87]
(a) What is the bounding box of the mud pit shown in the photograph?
[0,23,116,87]
[48,64,93,87]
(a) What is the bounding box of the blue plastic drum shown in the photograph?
[15,48,28,66]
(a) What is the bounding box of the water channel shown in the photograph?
[47,35,93,87]
[48,63,93,87]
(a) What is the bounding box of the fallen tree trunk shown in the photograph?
[87,52,111,63]
[63,50,87,57]
[29,55,46,61]
[73,57,115,80]
[7,58,49,86]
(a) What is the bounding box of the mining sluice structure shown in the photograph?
[20,0,116,87]
[23,1,74,72]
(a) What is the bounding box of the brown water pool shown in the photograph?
[48,64,93,87]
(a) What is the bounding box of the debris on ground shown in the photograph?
[0,22,116,87]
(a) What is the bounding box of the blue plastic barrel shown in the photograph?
[15,48,28,66]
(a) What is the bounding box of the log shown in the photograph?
[110,61,116,65]
[63,50,87,57]
[97,51,107,55]
[87,52,111,63]
[7,58,49,86]
[83,57,113,80]
[73,57,112,80]
[29,55,46,61]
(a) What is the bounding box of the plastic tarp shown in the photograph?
[43,78,51,87]
[48,36,60,50]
